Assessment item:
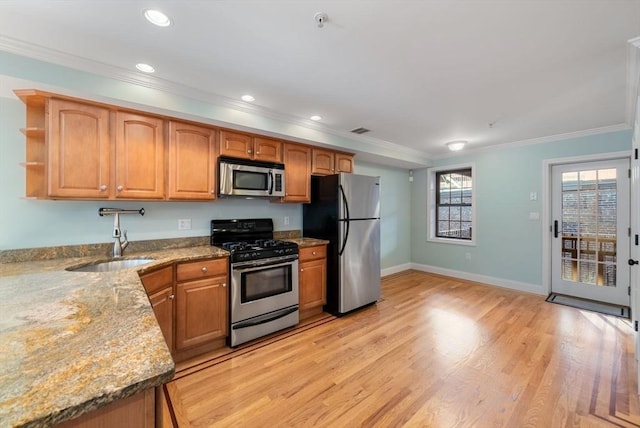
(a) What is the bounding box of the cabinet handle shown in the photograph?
[201,267,208,273]
[100,184,107,191]
[169,294,175,300]
[117,185,123,192]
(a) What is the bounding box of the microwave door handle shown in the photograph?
[268,171,274,195]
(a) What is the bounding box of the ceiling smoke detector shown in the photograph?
[314,12,328,28]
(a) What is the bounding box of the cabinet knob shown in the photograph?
[117,185,123,192]
[222,283,226,287]
[211,189,216,194]
[201,267,208,273]
[312,251,317,255]
[100,184,107,191]
[169,294,175,300]
[256,151,260,155]
[247,149,253,154]
[300,268,304,272]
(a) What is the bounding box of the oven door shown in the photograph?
[230,256,299,324]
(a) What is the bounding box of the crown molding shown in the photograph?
[0,35,431,166]
[431,123,631,159]
[626,36,640,126]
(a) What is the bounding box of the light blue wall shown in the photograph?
[0,53,413,272]
[355,163,412,270]
[410,130,632,288]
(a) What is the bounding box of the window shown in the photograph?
[428,164,475,244]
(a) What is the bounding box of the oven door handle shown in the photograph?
[232,306,298,330]
[233,257,298,272]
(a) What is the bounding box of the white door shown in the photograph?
[551,159,630,306]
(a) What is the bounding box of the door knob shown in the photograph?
[628,259,639,266]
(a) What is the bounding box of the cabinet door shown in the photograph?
[168,121,217,200]
[219,130,252,159]
[148,287,174,352]
[175,275,228,350]
[281,143,311,203]
[253,137,282,162]
[115,112,165,199]
[311,148,335,175]
[48,99,111,198]
[335,153,354,173]
[300,258,327,310]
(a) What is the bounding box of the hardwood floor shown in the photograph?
[163,271,640,427]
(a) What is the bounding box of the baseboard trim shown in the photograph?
[381,263,412,277]
[410,263,545,295]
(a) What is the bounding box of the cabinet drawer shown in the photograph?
[299,245,327,261]
[177,257,228,282]
[139,265,173,295]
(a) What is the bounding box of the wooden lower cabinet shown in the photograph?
[298,245,327,319]
[56,388,154,428]
[175,257,228,351]
[175,275,228,350]
[139,257,229,359]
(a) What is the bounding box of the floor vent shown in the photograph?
[350,127,371,134]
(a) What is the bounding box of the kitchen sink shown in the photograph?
[66,258,155,272]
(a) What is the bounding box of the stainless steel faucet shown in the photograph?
[98,208,145,258]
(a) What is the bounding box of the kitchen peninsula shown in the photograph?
[0,244,228,427]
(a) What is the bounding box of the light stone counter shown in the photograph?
[0,245,228,428]
[284,237,330,247]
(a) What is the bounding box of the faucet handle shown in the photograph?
[122,230,128,241]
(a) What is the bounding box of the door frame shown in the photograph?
[541,150,631,297]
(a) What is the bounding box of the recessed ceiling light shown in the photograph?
[135,63,155,73]
[241,95,255,102]
[144,9,171,27]
[310,115,322,121]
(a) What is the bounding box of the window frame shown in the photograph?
[427,163,476,246]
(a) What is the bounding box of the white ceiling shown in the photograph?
[0,1,639,160]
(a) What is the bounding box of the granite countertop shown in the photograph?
[0,245,228,428]
[284,237,330,247]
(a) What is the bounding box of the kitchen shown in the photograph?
[1,1,640,427]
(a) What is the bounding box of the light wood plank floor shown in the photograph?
[163,270,640,427]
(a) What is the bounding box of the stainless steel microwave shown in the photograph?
[218,157,285,198]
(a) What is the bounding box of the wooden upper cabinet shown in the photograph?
[48,99,111,198]
[219,130,283,162]
[280,143,311,203]
[312,149,354,175]
[311,148,335,175]
[219,131,252,159]
[168,121,217,200]
[335,153,354,173]
[115,112,165,199]
[253,137,282,162]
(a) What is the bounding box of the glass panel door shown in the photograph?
[551,159,630,306]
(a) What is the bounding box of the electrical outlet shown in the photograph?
[178,219,192,230]
[284,216,290,226]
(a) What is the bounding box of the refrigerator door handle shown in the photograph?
[338,184,350,256]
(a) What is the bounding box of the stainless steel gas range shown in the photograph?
[211,219,299,347]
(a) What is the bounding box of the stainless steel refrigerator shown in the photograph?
[303,173,381,315]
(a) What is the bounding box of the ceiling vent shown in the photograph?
[350,127,371,135]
